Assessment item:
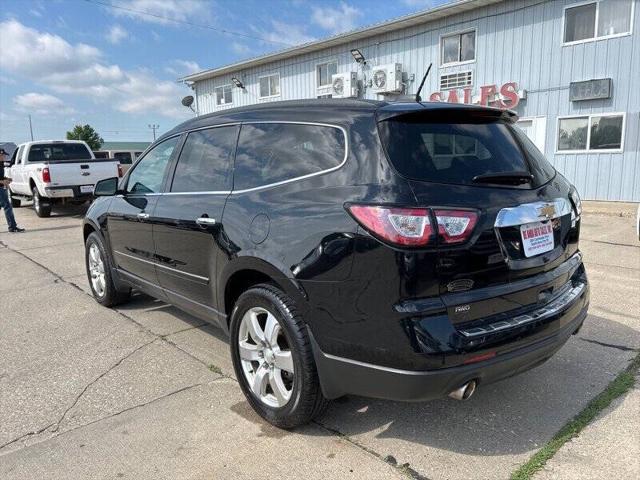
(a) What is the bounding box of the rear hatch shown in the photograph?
[31,142,119,190]
[377,105,581,325]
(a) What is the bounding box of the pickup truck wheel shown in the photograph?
[8,188,21,208]
[230,284,328,429]
[85,232,131,307]
[32,187,51,217]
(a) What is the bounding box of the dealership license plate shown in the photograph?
[80,185,94,194]
[520,221,554,258]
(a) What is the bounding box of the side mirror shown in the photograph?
[94,177,119,196]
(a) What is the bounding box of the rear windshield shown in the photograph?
[28,143,93,162]
[378,116,554,186]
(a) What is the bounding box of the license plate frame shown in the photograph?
[520,221,554,258]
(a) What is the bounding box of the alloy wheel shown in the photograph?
[238,306,295,408]
[88,243,106,297]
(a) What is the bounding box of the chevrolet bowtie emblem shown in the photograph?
[538,203,556,219]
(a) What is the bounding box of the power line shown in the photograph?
[84,0,293,47]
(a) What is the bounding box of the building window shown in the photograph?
[557,113,624,152]
[441,30,475,66]
[316,61,338,88]
[215,85,233,106]
[440,71,473,90]
[259,73,280,98]
[564,0,633,44]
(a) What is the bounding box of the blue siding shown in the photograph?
[193,0,640,201]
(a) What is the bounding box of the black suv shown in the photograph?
[84,100,589,428]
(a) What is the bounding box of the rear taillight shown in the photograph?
[347,205,433,246]
[42,167,51,183]
[117,164,124,177]
[348,204,477,247]
[434,210,478,244]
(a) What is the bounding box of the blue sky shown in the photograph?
[0,0,449,143]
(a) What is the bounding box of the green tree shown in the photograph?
[66,124,104,150]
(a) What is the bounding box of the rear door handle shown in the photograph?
[196,217,216,227]
[137,212,150,220]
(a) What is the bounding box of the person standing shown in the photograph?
[0,148,25,233]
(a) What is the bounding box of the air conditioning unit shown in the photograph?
[370,63,403,94]
[331,72,358,98]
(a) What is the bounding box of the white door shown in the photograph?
[517,116,546,153]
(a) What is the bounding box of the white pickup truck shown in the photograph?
[6,140,121,217]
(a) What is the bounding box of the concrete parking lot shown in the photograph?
[1,202,638,480]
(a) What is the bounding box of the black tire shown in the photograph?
[32,187,51,217]
[230,284,328,428]
[85,232,131,307]
[8,188,21,208]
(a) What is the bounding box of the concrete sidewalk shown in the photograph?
[581,200,638,218]
[534,374,639,480]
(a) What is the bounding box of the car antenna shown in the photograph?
[415,63,432,103]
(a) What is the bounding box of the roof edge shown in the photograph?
[180,0,503,83]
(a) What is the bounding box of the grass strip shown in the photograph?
[511,353,640,480]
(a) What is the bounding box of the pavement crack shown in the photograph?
[0,383,205,457]
[62,382,205,434]
[312,420,432,480]
[51,338,157,433]
[583,239,640,249]
[1,241,223,378]
[0,240,84,292]
[579,338,638,352]
[0,422,56,452]
[160,323,208,338]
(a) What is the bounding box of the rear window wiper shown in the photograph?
[472,171,533,185]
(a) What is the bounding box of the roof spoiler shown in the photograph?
[376,103,518,123]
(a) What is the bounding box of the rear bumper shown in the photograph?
[44,185,93,199]
[310,287,588,401]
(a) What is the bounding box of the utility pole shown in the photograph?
[28,114,34,141]
[148,124,159,141]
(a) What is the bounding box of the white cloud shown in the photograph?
[14,93,75,115]
[0,20,189,119]
[106,24,128,44]
[106,0,211,25]
[311,2,362,35]
[113,72,188,117]
[164,59,202,76]
[0,19,101,79]
[401,0,438,8]
[231,42,251,56]
[253,20,315,47]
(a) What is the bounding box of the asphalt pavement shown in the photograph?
[0,201,638,480]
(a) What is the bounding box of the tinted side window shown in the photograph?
[126,137,178,194]
[234,123,345,190]
[171,126,238,193]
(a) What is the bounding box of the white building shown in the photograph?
[181,0,639,202]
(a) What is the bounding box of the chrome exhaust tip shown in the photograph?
[448,380,477,401]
